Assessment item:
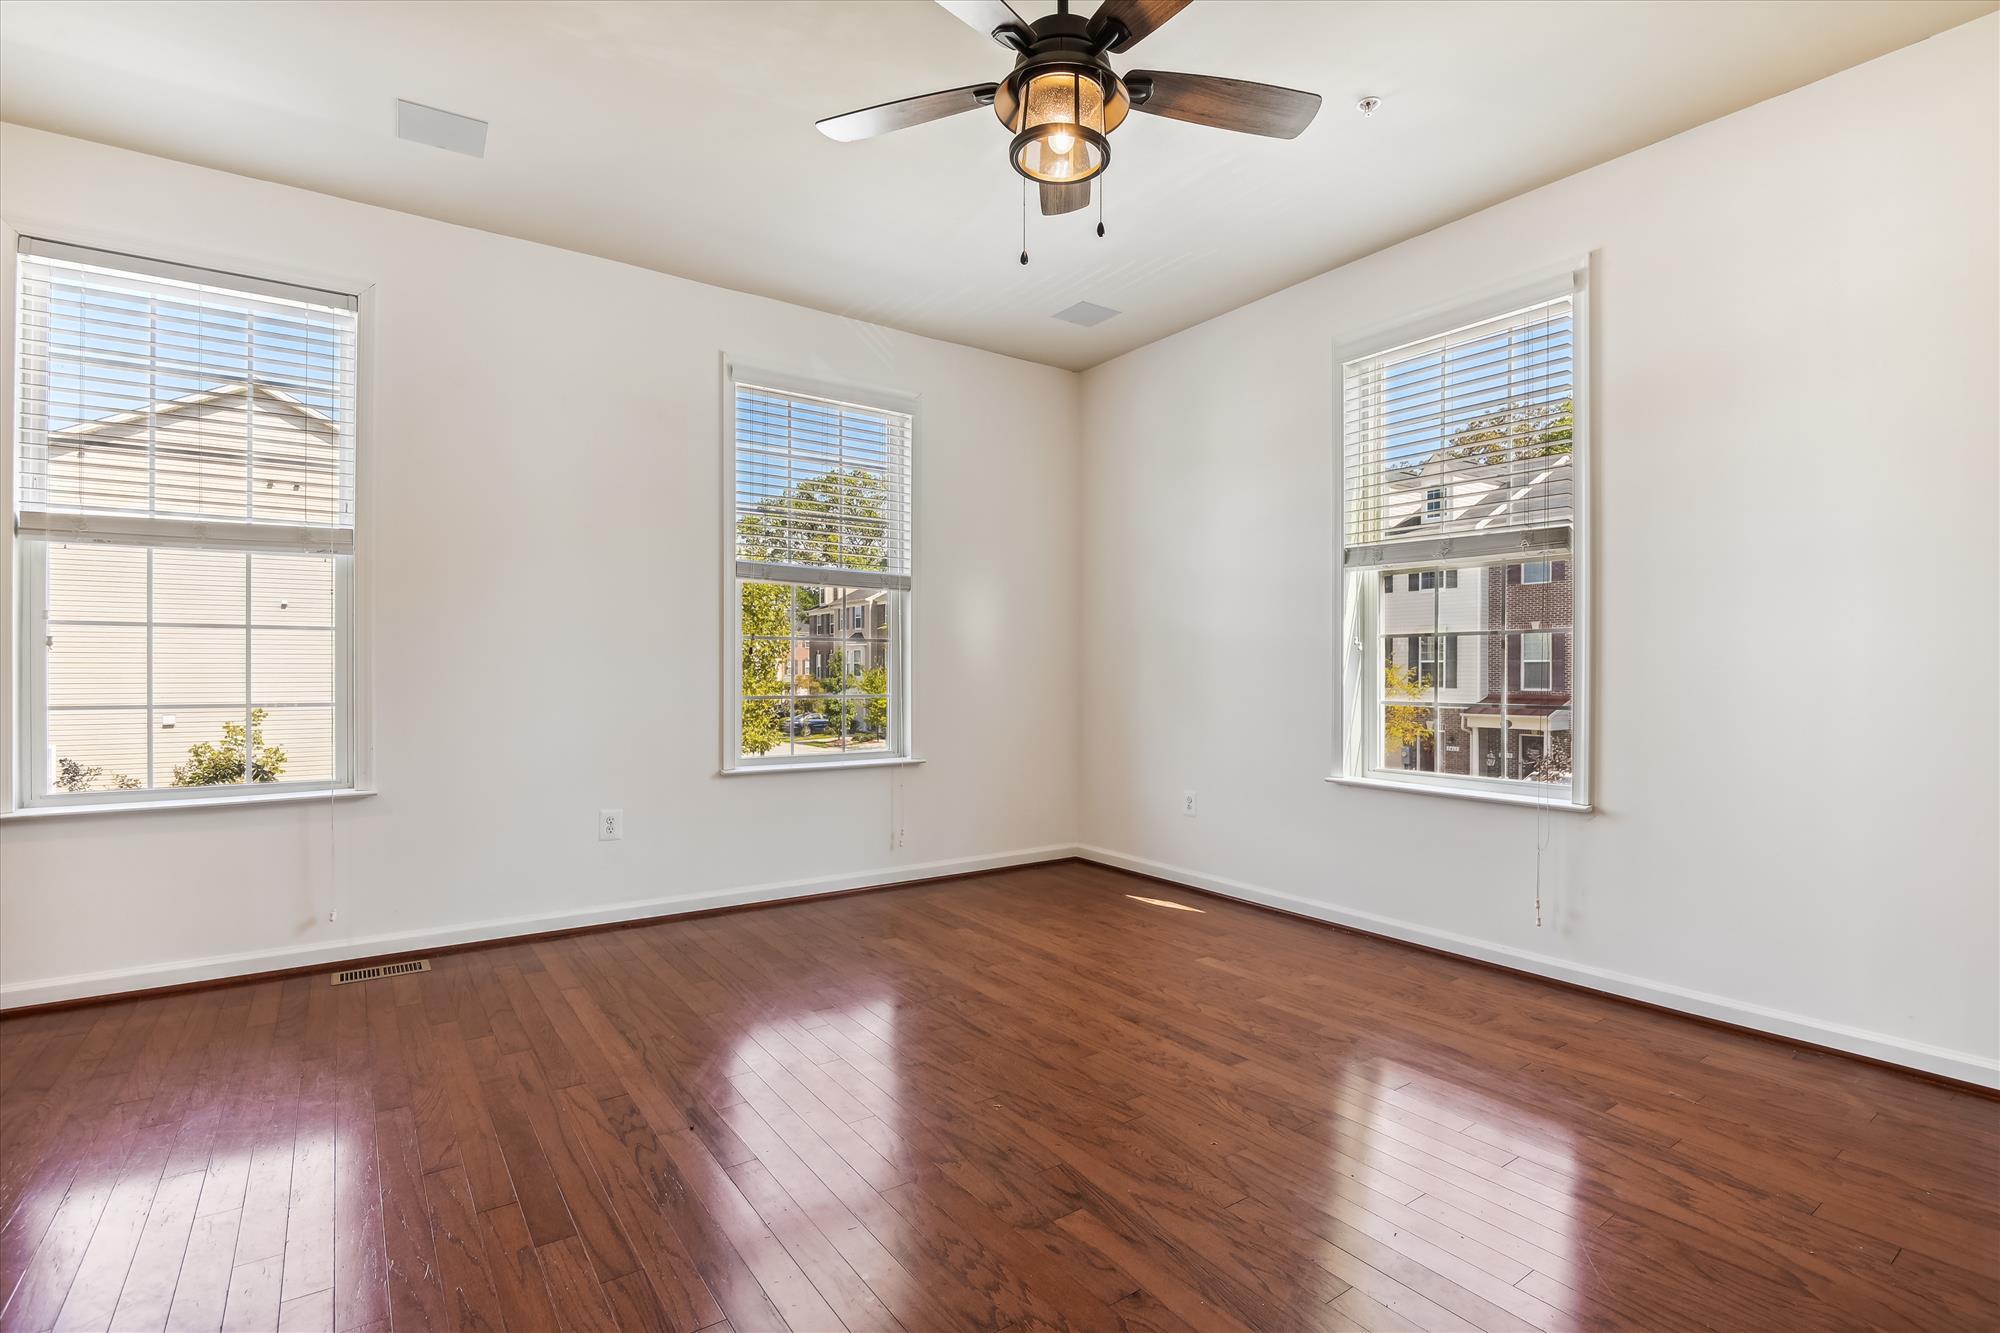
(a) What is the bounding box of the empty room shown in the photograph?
[0,1,1996,1330]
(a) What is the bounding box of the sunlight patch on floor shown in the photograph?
[1126,894,1204,913]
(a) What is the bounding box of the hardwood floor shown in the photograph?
[2,861,1995,1332]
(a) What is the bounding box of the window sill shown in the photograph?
[1326,773,1592,813]
[720,756,924,776]
[1,787,377,821]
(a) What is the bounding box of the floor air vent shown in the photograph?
[331,959,431,986]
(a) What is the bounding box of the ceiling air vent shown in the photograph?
[332,958,432,987]
[395,100,488,158]
[1052,300,1120,328]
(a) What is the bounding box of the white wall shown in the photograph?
[1077,18,2000,1085]
[4,19,1995,1088]
[0,124,1081,1004]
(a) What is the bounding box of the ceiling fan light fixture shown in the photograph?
[1005,66,1118,184]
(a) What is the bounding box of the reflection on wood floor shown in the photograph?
[1,861,1996,1331]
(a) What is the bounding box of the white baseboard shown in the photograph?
[1078,845,2000,1091]
[0,844,1080,1011]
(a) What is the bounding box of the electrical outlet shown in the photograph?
[1182,791,1197,818]
[598,809,623,841]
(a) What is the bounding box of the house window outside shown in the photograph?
[1521,631,1553,691]
[11,239,360,808]
[1339,275,1587,804]
[726,369,912,767]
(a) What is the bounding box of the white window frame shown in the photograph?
[1521,559,1553,585]
[719,361,917,773]
[2,227,374,815]
[1333,261,1592,811]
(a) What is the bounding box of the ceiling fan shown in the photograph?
[816,0,1321,232]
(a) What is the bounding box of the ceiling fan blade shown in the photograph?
[1088,0,1191,53]
[1126,71,1322,138]
[816,83,999,142]
[1040,179,1092,216]
[935,0,1032,48]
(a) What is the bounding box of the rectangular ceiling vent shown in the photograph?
[332,958,431,987]
[1053,300,1121,328]
[395,100,488,158]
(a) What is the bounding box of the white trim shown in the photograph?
[719,355,917,773]
[1327,772,1588,812]
[18,235,360,312]
[1076,846,2000,1089]
[2,219,20,816]
[717,755,925,776]
[15,510,353,555]
[0,842,1076,1009]
[1335,259,1593,807]
[6,236,376,813]
[0,785,375,821]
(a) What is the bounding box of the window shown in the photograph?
[12,239,360,807]
[725,367,912,767]
[1338,272,1587,804]
[1521,631,1553,691]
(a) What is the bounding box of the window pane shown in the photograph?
[154,394,252,518]
[49,624,146,707]
[251,552,334,625]
[48,710,146,793]
[154,707,250,787]
[257,705,335,783]
[1382,702,1438,773]
[154,626,246,704]
[741,697,794,761]
[47,543,145,620]
[250,390,345,525]
[789,704,844,757]
[252,628,334,703]
[836,697,890,753]
[155,549,246,623]
[736,576,897,764]
[1504,557,1571,630]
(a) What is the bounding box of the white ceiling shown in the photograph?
[1,0,1990,370]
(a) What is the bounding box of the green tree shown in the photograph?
[858,664,889,736]
[172,708,288,786]
[1445,396,1572,465]
[734,468,889,573]
[1383,662,1434,756]
[54,757,142,792]
[739,582,794,755]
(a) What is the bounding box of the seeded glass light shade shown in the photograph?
[1009,69,1110,184]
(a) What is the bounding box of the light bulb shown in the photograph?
[1047,129,1074,155]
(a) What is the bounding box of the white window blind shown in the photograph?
[13,239,360,805]
[732,380,911,589]
[1343,295,1572,568]
[16,237,358,554]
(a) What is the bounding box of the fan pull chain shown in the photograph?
[1019,178,1030,265]
[1097,178,1106,237]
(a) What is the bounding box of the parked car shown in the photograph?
[785,712,830,735]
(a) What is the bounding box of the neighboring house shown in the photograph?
[1378,450,1573,539]
[1378,453,1573,781]
[799,587,889,682]
[37,380,345,522]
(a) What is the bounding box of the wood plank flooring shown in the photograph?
[2,861,1995,1331]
